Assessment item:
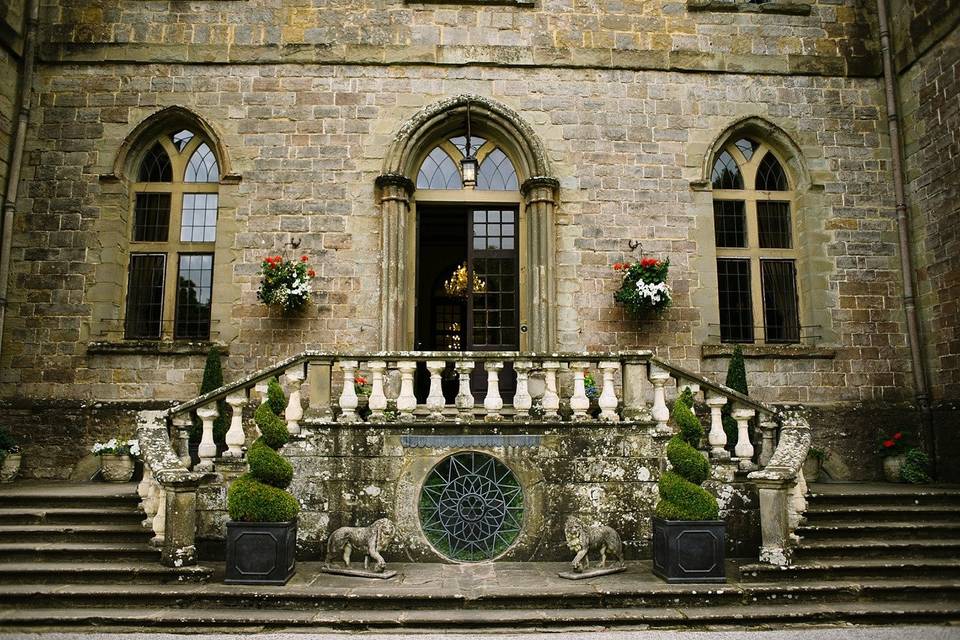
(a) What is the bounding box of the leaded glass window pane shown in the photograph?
[138,143,172,182]
[756,152,788,191]
[450,136,486,157]
[711,150,744,189]
[477,148,518,191]
[735,138,758,161]
[713,200,747,248]
[717,258,754,343]
[761,260,800,343]
[758,201,792,248]
[172,129,194,152]
[180,193,218,243]
[417,147,462,189]
[184,142,219,183]
[124,254,165,339]
[133,193,171,242]
[175,254,213,340]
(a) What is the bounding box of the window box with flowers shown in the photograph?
[613,257,672,316]
[257,255,316,312]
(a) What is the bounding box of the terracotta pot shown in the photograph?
[882,454,907,483]
[0,453,21,483]
[99,453,135,482]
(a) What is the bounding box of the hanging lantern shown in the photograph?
[461,99,477,188]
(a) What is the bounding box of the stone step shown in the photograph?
[796,521,960,540]
[0,524,151,544]
[0,542,160,563]
[804,505,960,522]
[806,485,960,509]
[0,507,145,526]
[0,562,211,585]
[0,483,140,510]
[740,558,960,582]
[793,539,960,560]
[0,600,957,630]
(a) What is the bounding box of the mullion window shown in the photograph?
[717,258,754,343]
[175,254,214,340]
[124,254,166,339]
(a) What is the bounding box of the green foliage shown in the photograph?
[722,345,748,447]
[267,377,286,416]
[808,447,826,462]
[226,403,299,523]
[257,255,315,311]
[901,448,932,484]
[655,390,719,521]
[0,427,16,453]
[190,347,228,444]
[613,257,672,315]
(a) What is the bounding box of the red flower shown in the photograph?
[893,432,902,440]
[301,255,309,262]
[883,439,895,448]
[307,268,316,277]
[640,257,659,268]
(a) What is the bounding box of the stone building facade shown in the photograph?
[0,0,957,485]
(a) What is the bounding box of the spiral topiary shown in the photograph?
[655,388,719,521]
[226,395,300,523]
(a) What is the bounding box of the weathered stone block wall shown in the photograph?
[196,421,759,561]
[0,0,25,207]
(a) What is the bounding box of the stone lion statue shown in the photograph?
[564,515,623,573]
[325,517,395,573]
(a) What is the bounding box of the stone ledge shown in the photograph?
[701,344,837,359]
[687,0,813,16]
[87,340,228,356]
[408,0,534,5]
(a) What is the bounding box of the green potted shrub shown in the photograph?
[652,388,725,583]
[0,427,21,483]
[224,386,300,585]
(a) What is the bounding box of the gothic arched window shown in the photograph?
[711,138,800,344]
[416,137,518,191]
[124,129,220,340]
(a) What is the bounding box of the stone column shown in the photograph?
[376,173,415,351]
[159,477,202,568]
[521,177,559,353]
[305,357,334,423]
[620,351,652,422]
[753,476,791,566]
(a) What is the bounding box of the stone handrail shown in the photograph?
[135,410,212,567]
[747,413,811,565]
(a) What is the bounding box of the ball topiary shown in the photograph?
[655,388,719,521]
[226,401,300,523]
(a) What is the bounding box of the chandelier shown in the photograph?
[443,262,486,298]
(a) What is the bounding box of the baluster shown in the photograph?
[706,392,730,460]
[172,414,193,468]
[513,360,533,420]
[195,403,219,471]
[732,405,757,468]
[337,360,359,422]
[284,366,305,435]
[541,361,562,421]
[396,360,417,420]
[598,361,620,422]
[225,392,248,457]
[306,357,334,423]
[425,360,447,420]
[569,362,591,421]
[759,417,778,468]
[621,352,652,422]
[484,361,504,421]
[254,379,269,406]
[367,360,388,421]
[648,365,671,434]
[138,467,157,528]
[151,488,166,547]
[455,361,475,419]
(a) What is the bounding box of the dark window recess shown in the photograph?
[133,193,171,242]
[757,201,792,248]
[175,254,214,340]
[713,200,747,248]
[761,260,800,343]
[711,150,744,190]
[138,143,173,182]
[124,254,166,339]
[717,258,754,343]
[756,152,788,191]
[470,209,517,349]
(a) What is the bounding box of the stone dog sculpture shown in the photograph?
[564,515,624,572]
[324,517,395,573]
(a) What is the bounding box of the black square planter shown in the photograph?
[652,517,726,583]
[225,520,297,585]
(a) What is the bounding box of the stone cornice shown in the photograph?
[374,172,415,195]
[520,176,560,197]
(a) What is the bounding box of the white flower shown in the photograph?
[635,280,672,306]
[128,440,141,457]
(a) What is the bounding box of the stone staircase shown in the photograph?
[0,482,212,585]
[740,483,960,583]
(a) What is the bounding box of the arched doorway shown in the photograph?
[376,95,559,354]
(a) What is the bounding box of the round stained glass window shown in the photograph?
[419,452,524,562]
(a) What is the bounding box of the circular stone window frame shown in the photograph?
[415,450,527,564]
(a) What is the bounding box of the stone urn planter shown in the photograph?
[882,454,907,483]
[99,453,135,482]
[0,453,21,483]
[225,520,298,585]
[652,517,726,583]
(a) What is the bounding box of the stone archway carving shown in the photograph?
[376,95,559,352]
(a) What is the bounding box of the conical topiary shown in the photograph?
[655,388,719,521]
[226,392,300,523]
[267,377,286,416]
[191,346,229,444]
[722,344,748,448]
